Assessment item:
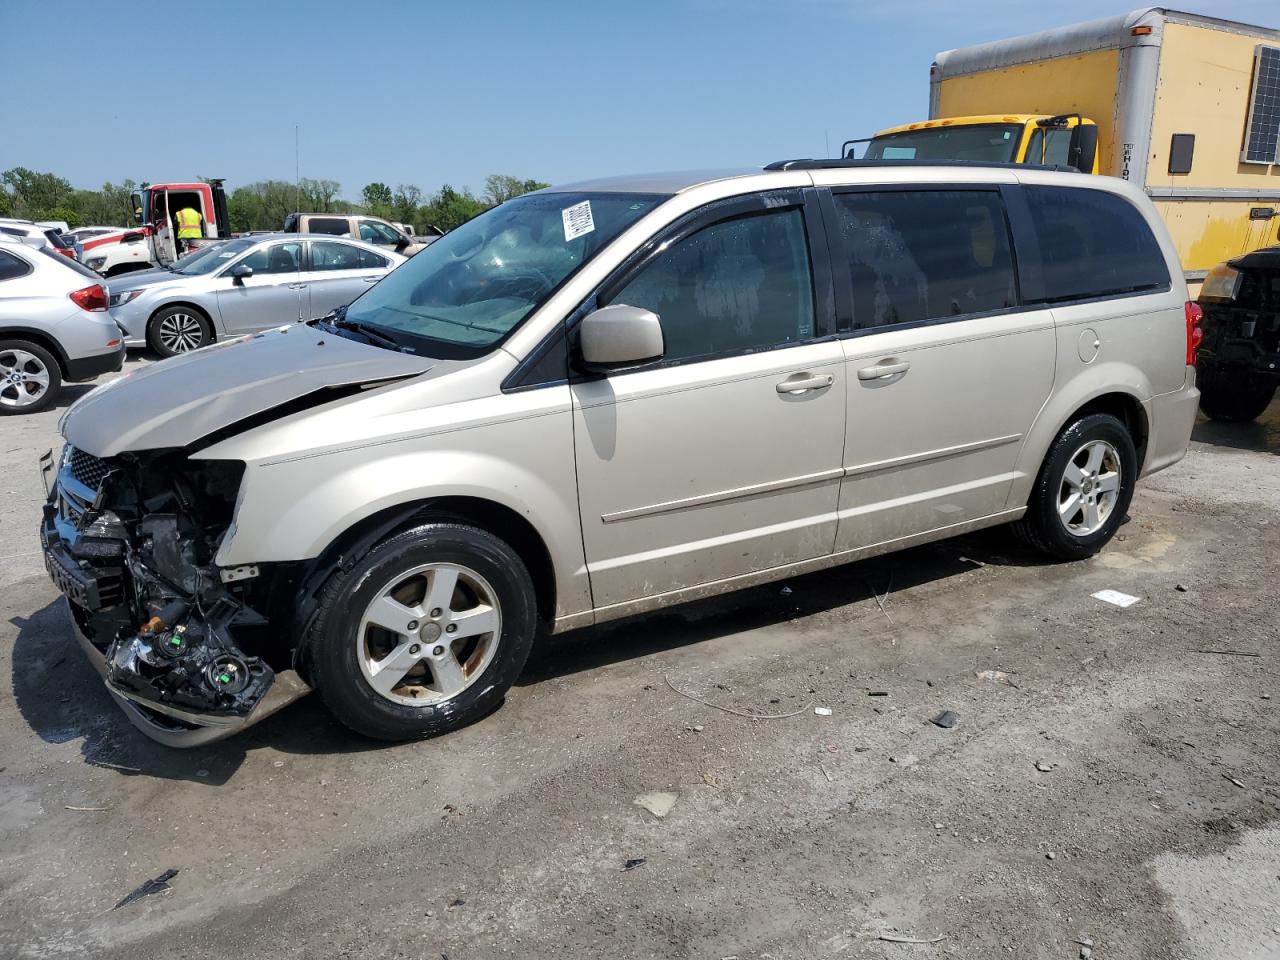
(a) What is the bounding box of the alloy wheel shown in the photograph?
[0,348,51,409]
[157,312,206,353]
[356,563,502,706]
[1057,439,1121,536]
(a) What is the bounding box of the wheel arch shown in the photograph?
[0,326,71,376]
[295,495,558,634]
[1011,374,1152,509]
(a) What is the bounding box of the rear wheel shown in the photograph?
[307,522,537,741]
[1014,413,1136,561]
[1197,369,1275,423]
[148,305,212,358]
[0,340,61,415]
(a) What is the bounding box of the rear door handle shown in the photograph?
[856,359,911,381]
[288,282,308,289]
[776,373,834,394]
[362,276,380,283]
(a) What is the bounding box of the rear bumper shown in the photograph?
[64,341,125,382]
[1141,371,1200,478]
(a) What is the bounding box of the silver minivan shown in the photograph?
[42,162,1201,745]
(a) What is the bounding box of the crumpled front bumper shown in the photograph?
[39,450,311,748]
[61,596,310,748]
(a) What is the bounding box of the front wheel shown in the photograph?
[307,522,537,741]
[1197,370,1275,423]
[1014,413,1137,561]
[147,305,212,358]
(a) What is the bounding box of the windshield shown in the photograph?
[342,191,665,358]
[175,236,256,275]
[170,241,229,274]
[866,124,1024,163]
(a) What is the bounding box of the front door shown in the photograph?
[819,184,1055,550]
[214,240,304,334]
[152,190,177,266]
[571,194,847,612]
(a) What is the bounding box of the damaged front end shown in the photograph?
[41,445,308,746]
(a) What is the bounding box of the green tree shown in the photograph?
[301,178,342,212]
[2,166,74,219]
[392,184,422,225]
[361,182,394,217]
[483,174,548,205]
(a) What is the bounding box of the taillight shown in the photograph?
[57,247,76,259]
[1185,301,1204,366]
[69,284,109,312]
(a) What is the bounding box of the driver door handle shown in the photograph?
[856,359,911,381]
[362,276,380,283]
[776,373,834,394]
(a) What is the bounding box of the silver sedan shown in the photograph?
[107,233,406,357]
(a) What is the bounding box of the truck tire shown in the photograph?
[0,339,62,415]
[307,522,537,742]
[1197,371,1276,423]
[147,305,213,358]
[1013,413,1137,561]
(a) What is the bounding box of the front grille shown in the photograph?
[67,447,110,490]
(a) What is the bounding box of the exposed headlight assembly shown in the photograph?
[1200,263,1242,301]
[109,289,143,307]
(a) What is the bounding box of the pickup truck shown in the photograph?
[282,213,439,256]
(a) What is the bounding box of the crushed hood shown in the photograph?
[62,326,433,457]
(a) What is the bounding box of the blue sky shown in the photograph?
[2,0,1276,199]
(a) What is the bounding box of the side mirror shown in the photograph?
[1067,124,1098,173]
[579,304,664,371]
[230,263,253,283]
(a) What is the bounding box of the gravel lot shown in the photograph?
[1,355,1277,960]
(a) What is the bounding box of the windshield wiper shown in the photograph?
[378,303,505,336]
[321,310,407,352]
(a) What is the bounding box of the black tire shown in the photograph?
[1013,413,1137,561]
[1197,370,1276,423]
[307,522,537,741]
[147,305,213,358]
[0,339,62,415]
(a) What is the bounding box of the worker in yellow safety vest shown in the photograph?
[173,206,203,253]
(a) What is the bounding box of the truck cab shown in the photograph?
[859,114,1099,172]
[128,180,232,267]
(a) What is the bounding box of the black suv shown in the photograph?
[1197,246,1280,422]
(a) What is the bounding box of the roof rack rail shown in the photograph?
[763,158,1080,173]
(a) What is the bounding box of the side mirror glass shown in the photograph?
[579,304,664,371]
[230,263,254,282]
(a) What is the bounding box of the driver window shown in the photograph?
[359,220,401,245]
[605,207,815,363]
[238,242,302,275]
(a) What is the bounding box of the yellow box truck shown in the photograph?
[863,8,1280,294]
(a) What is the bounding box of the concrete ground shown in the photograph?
[1,355,1277,960]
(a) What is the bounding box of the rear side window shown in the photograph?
[0,250,32,280]
[606,207,815,363]
[1023,186,1169,302]
[307,217,351,236]
[311,240,388,271]
[831,190,1017,330]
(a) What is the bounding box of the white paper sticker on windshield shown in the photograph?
[562,200,595,241]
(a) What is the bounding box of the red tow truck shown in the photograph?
[81,179,232,277]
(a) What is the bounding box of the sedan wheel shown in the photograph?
[357,562,502,706]
[148,306,212,358]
